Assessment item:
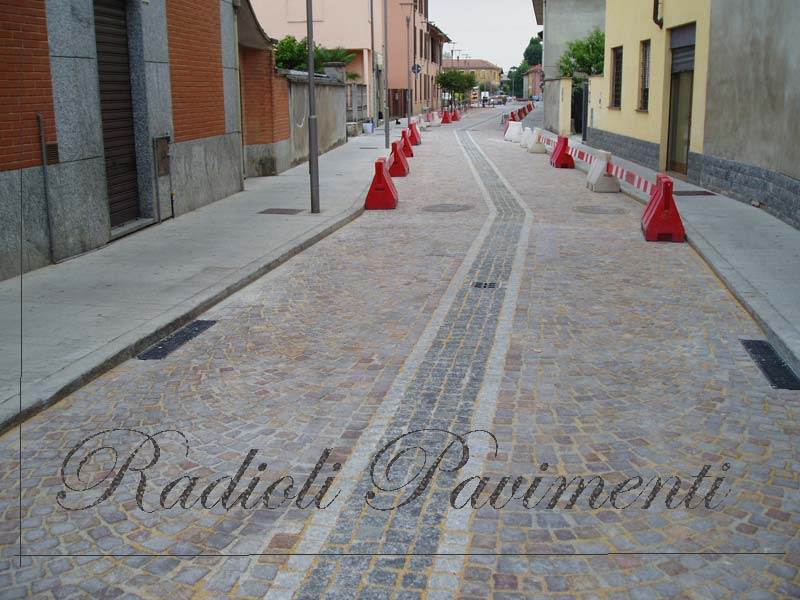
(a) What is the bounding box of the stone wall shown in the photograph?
[688,153,800,230]
[585,127,660,172]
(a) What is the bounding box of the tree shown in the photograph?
[556,28,605,84]
[523,37,543,66]
[508,60,529,97]
[275,36,357,76]
[436,70,477,105]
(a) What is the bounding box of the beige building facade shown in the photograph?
[253,0,384,122]
[441,59,503,92]
[386,1,450,117]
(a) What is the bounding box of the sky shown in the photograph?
[428,0,542,73]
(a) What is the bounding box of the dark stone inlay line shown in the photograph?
[137,320,216,360]
[295,131,525,598]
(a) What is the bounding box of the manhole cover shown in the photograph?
[421,203,473,213]
[574,205,627,215]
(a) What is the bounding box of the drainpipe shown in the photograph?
[36,114,55,263]
[653,0,663,28]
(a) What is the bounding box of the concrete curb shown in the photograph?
[1,188,369,436]
[537,136,800,378]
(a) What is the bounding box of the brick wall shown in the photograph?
[240,46,290,146]
[0,0,56,172]
[166,0,225,142]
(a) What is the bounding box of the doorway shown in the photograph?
[666,24,696,175]
[94,0,141,227]
[667,70,693,174]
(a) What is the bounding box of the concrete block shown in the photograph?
[50,56,104,163]
[504,121,522,143]
[586,150,620,193]
[527,127,547,154]
[520,127,533,149]
[46,0,96,59]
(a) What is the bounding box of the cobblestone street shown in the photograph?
[1,109,798,599]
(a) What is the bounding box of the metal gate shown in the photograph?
[346,84,368,122]
[94,0,140,227]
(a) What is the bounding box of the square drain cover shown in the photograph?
[259,208,304,215]
[741,339,800,390]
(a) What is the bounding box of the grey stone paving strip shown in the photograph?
[260,116,501,600]
[427,131,534,600]
[261,119,532,599]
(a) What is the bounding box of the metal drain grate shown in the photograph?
[259,208,304,215]
[673,190,716,196]
[741,339,800,390]
[138,320,217,360]
[473,282,498,289]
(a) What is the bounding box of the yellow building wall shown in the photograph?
[598,0,710,169]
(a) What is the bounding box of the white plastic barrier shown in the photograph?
[520,127,534,149]
[586,150,620,192]
[504,121,523,143]
[527,127,547,154]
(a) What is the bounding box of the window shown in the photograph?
[611,46,623,108]
[639,40,650,110]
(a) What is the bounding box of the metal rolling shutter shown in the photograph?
[671,23,696,73]
[94,0,140,227]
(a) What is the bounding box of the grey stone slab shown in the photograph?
[47,158,110,262]
[46,0,96,59]
[223,67,241,135]
[50,56,104,163]
[131,0,170,64]
[219,0,237,69]
[170,134,243,215]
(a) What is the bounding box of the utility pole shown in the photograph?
[383,0,390,148]
[306,0,320,213]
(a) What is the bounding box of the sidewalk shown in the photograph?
[546,131,800,378]
[0,125,411,429]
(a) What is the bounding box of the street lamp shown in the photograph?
[383,0,390,148]
[306,0,320,213]
[400,2,416,125]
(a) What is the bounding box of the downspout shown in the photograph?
[35,114,55,263]
[653,0,663,28]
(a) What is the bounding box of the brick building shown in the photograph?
[0,0,293,281]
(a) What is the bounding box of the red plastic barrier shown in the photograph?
[517,109,524,120]
[549,135,575,169]
[509,112,517,122]
[387,141,409,177]
[452,109,460,121]
[442,110,452,124]
[521,107,528,117]
[641,175,686,242]
[527,102,533,111]
[409,123,422,145]
[365,158,398,210]
[401,129,414,157]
